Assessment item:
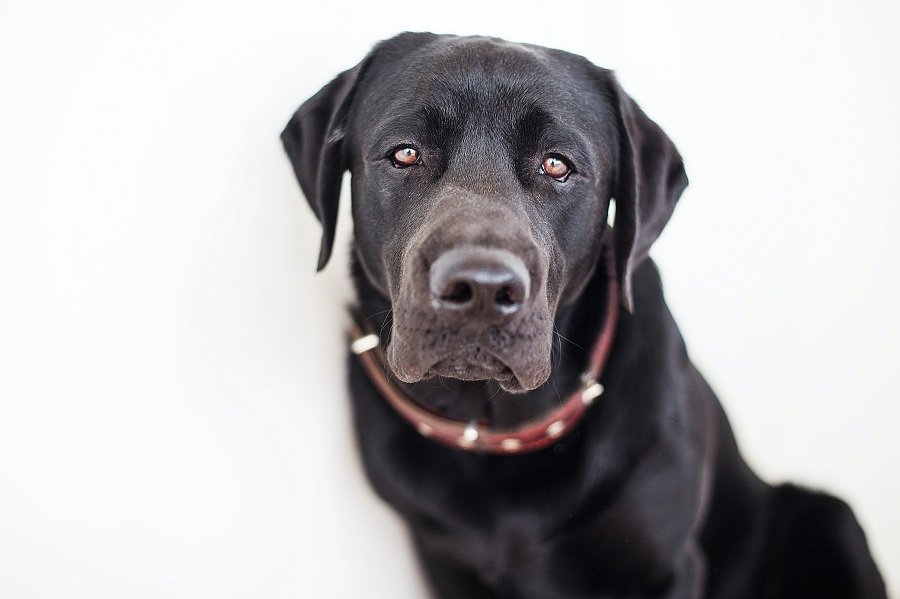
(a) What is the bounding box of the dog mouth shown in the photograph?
[387,326,552,393]
[425,351,520,389]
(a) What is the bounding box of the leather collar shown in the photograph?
[349,244,619,455]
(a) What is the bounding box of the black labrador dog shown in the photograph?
[282,32,886,598]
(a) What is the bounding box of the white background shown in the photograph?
[1,0,897,596]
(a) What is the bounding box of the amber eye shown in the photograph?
[391,146,420,168]
[541,154,572,181]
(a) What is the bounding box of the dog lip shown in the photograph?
[385,339,432,384]
[424,352,547,394]
[388,342,523,389]
[426,357,514,382]
[387,326,552,391]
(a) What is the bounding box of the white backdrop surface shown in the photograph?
[1,0,898,596]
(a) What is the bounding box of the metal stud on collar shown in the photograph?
[500,438,522,452]
[351,333,380,355]
[581,379,604,405]
[458,422,480,448]
[545,420,566,439]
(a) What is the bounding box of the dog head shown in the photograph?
[283,32,687,393]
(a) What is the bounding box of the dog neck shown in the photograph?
[349,243,617,435]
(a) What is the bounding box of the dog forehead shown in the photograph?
[361,35,585,115]
[424,36,552,79]
[352,35,609,149]
[385,34,554,78]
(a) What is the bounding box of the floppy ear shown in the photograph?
[281,61,368,271]
[609,76,689,311]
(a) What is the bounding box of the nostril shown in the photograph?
[442,281,473,304]
[494,286,515,307]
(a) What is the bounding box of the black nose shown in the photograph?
[429,248,531,324]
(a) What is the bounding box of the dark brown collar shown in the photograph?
[348,249,619,455]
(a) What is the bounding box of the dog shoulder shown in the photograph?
[758,483,887,598]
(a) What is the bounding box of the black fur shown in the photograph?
[282,32,886,598]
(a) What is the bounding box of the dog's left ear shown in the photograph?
[281,59,370,271]
[606,74,689,311]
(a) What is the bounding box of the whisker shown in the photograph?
[554,326,588,354]
[378,309,393,339]
[549,375,563,407]
[364,308,393,322]
[553,327,566,371]
[377,309,393,378]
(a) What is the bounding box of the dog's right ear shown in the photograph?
[281,61,369,271]
[606,73,689,312]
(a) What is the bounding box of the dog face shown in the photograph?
[283,32,687,393]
